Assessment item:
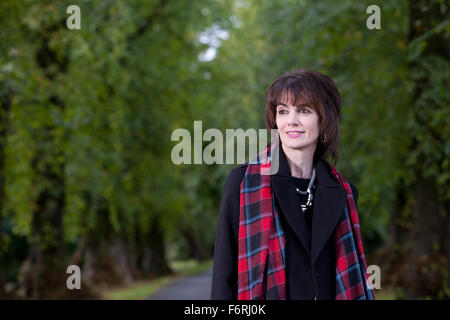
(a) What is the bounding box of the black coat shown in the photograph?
[210,146,359,300]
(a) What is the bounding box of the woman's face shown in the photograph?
[275,97,320,153]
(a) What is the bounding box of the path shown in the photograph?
[147,268,213,300]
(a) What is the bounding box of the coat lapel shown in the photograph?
[310,160,348,265]
[270,144,348,264]
[272,175,312,255]
[271,144,312,256]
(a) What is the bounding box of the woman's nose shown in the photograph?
[288,111,299,126]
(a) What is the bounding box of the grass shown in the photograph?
[171,259,214,277]
[374,285,397,300]
[101,259,213,300]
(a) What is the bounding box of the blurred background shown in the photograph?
[0,0,448,300]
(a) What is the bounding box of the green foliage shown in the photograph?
[0,0,232,284]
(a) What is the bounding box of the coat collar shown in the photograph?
[270,144,348,265]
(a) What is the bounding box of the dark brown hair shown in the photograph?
[265,68,342,166]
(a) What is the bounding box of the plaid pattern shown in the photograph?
[237,144,375,300]
[331,166,375,300]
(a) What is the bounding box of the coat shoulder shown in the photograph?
[349,182,359,201]
[224,164,248,191]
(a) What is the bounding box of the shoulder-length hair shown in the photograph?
[265,68,342,166]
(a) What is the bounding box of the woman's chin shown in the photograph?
[281,141,305,150]
[281,139,317,152]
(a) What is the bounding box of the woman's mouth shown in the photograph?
[286,131,305,138]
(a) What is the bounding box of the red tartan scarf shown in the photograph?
[237,144,375,300]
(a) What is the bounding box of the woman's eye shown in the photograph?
[298,108,310,113]
[277,109,288,114]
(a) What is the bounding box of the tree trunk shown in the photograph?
[137,216,172,278]
[71,198,136,290]
[410,176,443,258]
[0,88,12,296]
[19,156,66,299]
[19,27,68,299]
[181,226,210,262]
[75,198,124,287]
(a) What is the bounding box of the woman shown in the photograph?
[211,68,375,300]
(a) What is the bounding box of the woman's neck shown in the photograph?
[281,144,315,179]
